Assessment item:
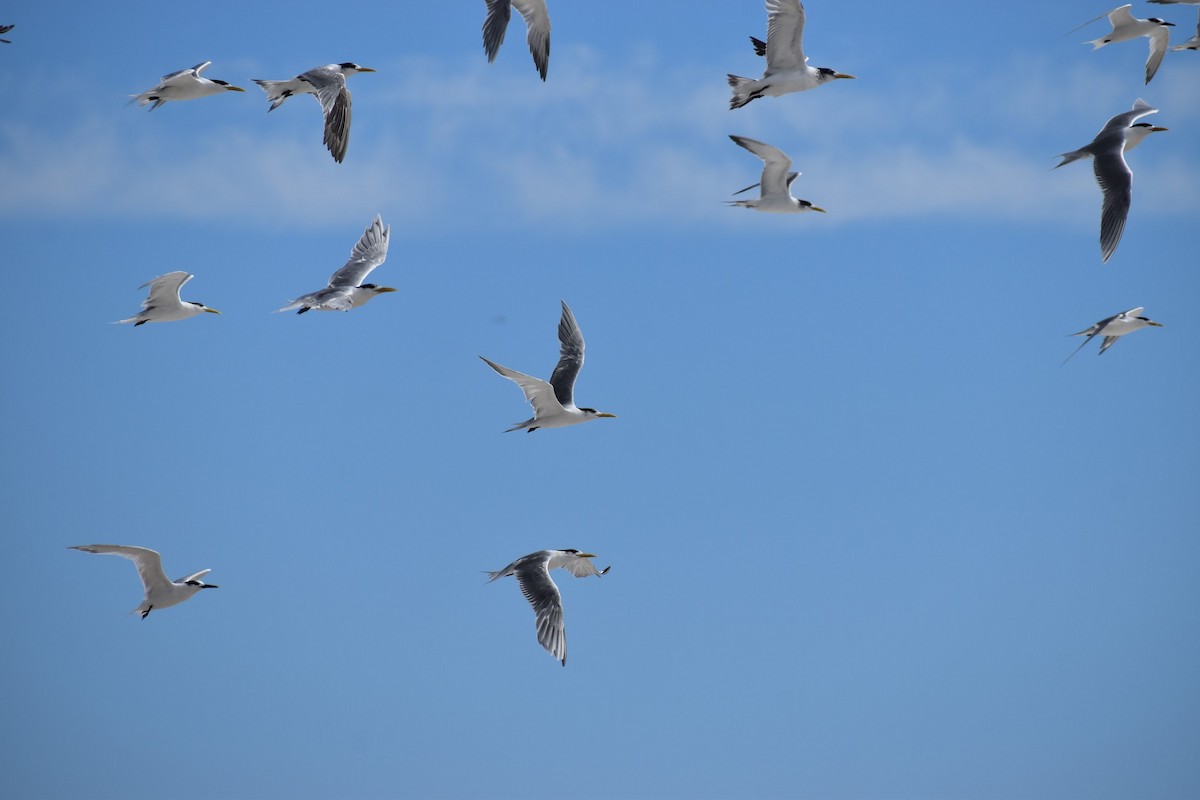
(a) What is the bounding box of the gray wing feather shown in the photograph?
[141,271,192,310]
[513,557,567,665]
[513,0,551,80]
[764,0,806,73]
[69,545,170,593]
[328,215,390,288]
[1093,150,1132,263]
[549,301,585,407]
[482,0,513,62]
[301,68,351,163]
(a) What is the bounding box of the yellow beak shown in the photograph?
[204,307,222,314]
[834,73,856,80]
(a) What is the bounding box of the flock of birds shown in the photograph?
[11,0,1186,665]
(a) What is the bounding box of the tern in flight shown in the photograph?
[487,549,609,665]
[1080,4,1175,83]
[480,301,616,432]
[253,63,376,163]
[130,61,246,110]
[1062,307,1163,363]
[482,0,551,80]
[727,135,826,214]
[1148,0,1200,49]
[69,545,218,618]
[116,271,220,326]
[728,0,854,110]
[1055,98,1167,263]
[278,215,395,314]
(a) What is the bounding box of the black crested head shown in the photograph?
[360,283,378,289]
[339,62,359,70]
[563,549,580,554]
[579,407,598,414]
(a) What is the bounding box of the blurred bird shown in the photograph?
[1062,307,1163,363]
[278,215,395,314]
[116,271,220,326]
[487,549,609,665]
[69,545,218,619]
[1148,0,1200,49]
[1080,4,1174,82]
[728,0,854,110]
[727,135,826,214]
[0,23,13,43]
[482,0,551,80]
[480,301,616,432]
[1055,98,1166,263]
[253,63,376,163]
[130,61,246,110]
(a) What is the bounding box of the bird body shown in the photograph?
[131,62,245,110]
[1055,98,1166,263]
[278,215,395,314]
[1063,307,1163,363]
[728,135,826,214]
[253,63,375,163]
[117,271,221,325]
[728,0,854,110]
[480,301,616,432]
[487,549,609,665]
[1084,4,1175,82]
[482,0,551,80]
[69,545,218,618]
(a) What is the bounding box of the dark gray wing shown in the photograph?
[549,300,585,407]
[513,0,551,80]
[301,67,351,163]
[328,215,389,288]
[482,0,513,62]
[513,555,567,665]
[1093,149,1132,263]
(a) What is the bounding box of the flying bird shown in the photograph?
[1055,98,1167,263]
[130,62,246,110]
[728,0,854,110]
[69,545,218,619]
[482,0,551,80]
[0,23,14,43]
[487,549,609,665]
[278,215,395,314]
[1062,306,1163,363]
[253,63,376,163]
[1148,0,1200,49]
[116,271,221,326]
[480,300,616,432]
[727,135,826,214]
[1080,4,1175,83]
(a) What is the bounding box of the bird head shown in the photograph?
[184,579,219,589]
[360,283,397,295]
[799,200,827,213]
[578,408,617,420]
[339,63,377,75]
[817,67,856,81]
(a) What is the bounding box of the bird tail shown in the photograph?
[1054,149,1089,169]
[252,79,293,111]
[727,75,759,110]
[484,569,507,583]
[1086,36,1110,50]
[725,200,755,209]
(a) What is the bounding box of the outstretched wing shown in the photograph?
[480,357,566,419]
[69,545,171,594]
[548,301,585,408]
[513,557,567,665]
[301,67,352,163]
[139,271,192,310]
[764,0,807,73]
[328,215,390,288]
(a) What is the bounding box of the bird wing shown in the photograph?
[328,215,390,288]
[139,271,192,310]
[178,568,212,583]
[1145,26,1169,82]
[513,557,567,664]
[1108,4,1136,28]
[301,68,352,163]
[1093,148,1133,263]
[549,301,585,408]
[480,357,567,418]
[561,556,608,579]
[161,61,210,83]
[69,545,171,594]
[764,0,807,72]
[1098,335,1121,355]
[1100,98,1158,134]
[731,135,793,197]
[482,0,513,62]
[513,0,551,80]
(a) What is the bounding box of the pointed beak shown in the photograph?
[1149,126,1169,132]
[204,307,222,314]
[226,85,247,92]
[358,67,378,73]
[809,206,827,213]
[834,73,856,80]
[596,412,617,418]
[1148,321,1164,327]
[203,583,219,589]
[375,286,398,293]
[576,553,597,559]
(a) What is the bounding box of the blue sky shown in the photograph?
[2,1,1198,798]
